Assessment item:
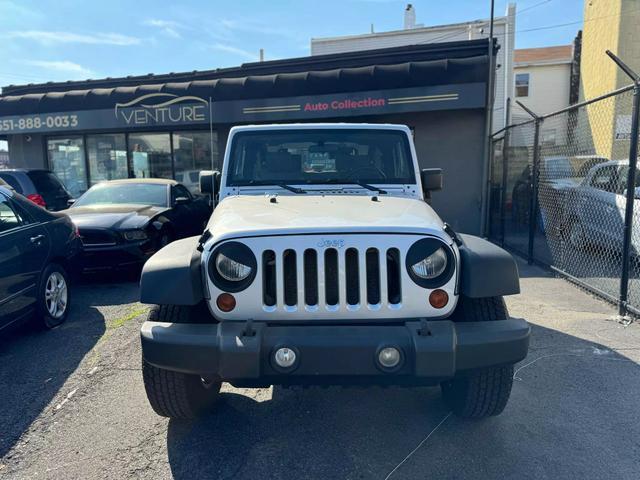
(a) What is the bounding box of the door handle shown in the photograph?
[30,234,45,245]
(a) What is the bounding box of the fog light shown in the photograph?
[378,347,401,369]
[216,293,236,312]
[429,289,449,309]
[274,347,297,368]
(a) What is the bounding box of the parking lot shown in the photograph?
[1,260,639,480]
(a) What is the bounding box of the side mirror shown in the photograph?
[420,168,443,203]
[174,196,190,206]
[199,170,221,195]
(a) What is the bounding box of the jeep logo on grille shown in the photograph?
[317,239,345,249]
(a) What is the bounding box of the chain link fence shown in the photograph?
[489,84,640,317]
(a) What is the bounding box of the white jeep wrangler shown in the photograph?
[139,123,529,419]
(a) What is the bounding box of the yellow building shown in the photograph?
[579,0,640,159]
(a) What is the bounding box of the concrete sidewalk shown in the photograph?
[0,260,638,479]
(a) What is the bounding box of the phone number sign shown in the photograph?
[0,113,79,133]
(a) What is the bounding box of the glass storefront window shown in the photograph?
[173,131,218,192]
[128,133,172,180]
[86,134,128,185]
[47,137,87,197]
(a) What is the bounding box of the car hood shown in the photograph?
[208,194,449,242]
[62,204,167,230]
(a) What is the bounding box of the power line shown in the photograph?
[418,0,553,45]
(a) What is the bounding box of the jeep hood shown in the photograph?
[208,195,449,242]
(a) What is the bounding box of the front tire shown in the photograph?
[142,360,221,419]
[442,296,514,418]
[142,304,221,418]
[38,263,70,329]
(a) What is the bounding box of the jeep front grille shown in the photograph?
[261,246,403,310]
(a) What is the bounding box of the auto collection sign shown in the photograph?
[0,83,485,135]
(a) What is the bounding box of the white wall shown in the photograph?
[512,63,572,117]
[311,4,516,134]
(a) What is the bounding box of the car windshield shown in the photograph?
[73,183,168,207]
[227,129,416,187]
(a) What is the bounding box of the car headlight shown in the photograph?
[216,253,252,281]
[208,242,257,292]
[406,238,455,288]
[123,230,148,241]
[410,247,448,279]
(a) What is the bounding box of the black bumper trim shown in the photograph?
[140,319,530,384]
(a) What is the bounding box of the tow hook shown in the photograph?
[418,318,432,336]
[242,319,256,337]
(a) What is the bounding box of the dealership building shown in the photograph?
[0,40,494,234]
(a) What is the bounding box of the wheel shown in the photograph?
[142,360,221,419]
[441,296,514,418]
[37,263,70,329]
[441,365,514,419]
[143,304,220,418]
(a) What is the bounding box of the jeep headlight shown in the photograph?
[216,253,252,281]
[123,229,148,241]
[411,248,447,279]
[406,239,454,288]
[208,242,257,292]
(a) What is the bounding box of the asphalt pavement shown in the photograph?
[0,260,639,479]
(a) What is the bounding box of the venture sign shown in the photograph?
[0,83,484,134]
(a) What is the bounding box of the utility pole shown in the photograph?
[480,0,496,236]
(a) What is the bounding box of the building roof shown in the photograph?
[514,45,573,66]
[2,39,489,97]
[0,40,491,117]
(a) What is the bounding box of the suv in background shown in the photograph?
[0,169,72,211]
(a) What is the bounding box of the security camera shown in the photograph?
[25,135,32,142]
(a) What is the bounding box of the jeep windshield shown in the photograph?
[226,129,416,188]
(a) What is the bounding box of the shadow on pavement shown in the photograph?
[165,323,639,479]
[0,279,137,459]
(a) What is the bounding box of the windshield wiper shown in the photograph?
[277,183,307,194]
[341,181,387,195]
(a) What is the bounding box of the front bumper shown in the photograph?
[81,242,155,271]
[140,319,530,386]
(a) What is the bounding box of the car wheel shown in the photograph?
[441,296,514,418]
[142,359,221,419]
[38,263,70,329]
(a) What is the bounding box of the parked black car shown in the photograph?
[0,182,81,332]
[0,169,72,211]
[62,179,211,271]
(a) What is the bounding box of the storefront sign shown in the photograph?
[0,83,484,135]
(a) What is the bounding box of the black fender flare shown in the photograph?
[140,236,204,305]
[457,234,520,298]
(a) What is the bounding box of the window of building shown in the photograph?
[128,133,172,180]
[515,73,530,97]
[173,131,218,192]
[47,137,87,197]
[86,134,128,185]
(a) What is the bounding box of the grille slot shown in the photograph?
[303,249,318,306]
[386,248,402,304]
[324,248,339,306]
[366,248,381,305]
[283,249,297,306]
[345,248,360,305]
[262,250,276,307]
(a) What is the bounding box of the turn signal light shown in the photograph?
[429,289,449,309]
[216,293,236,312]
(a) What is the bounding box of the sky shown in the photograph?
[0,0,585,90]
